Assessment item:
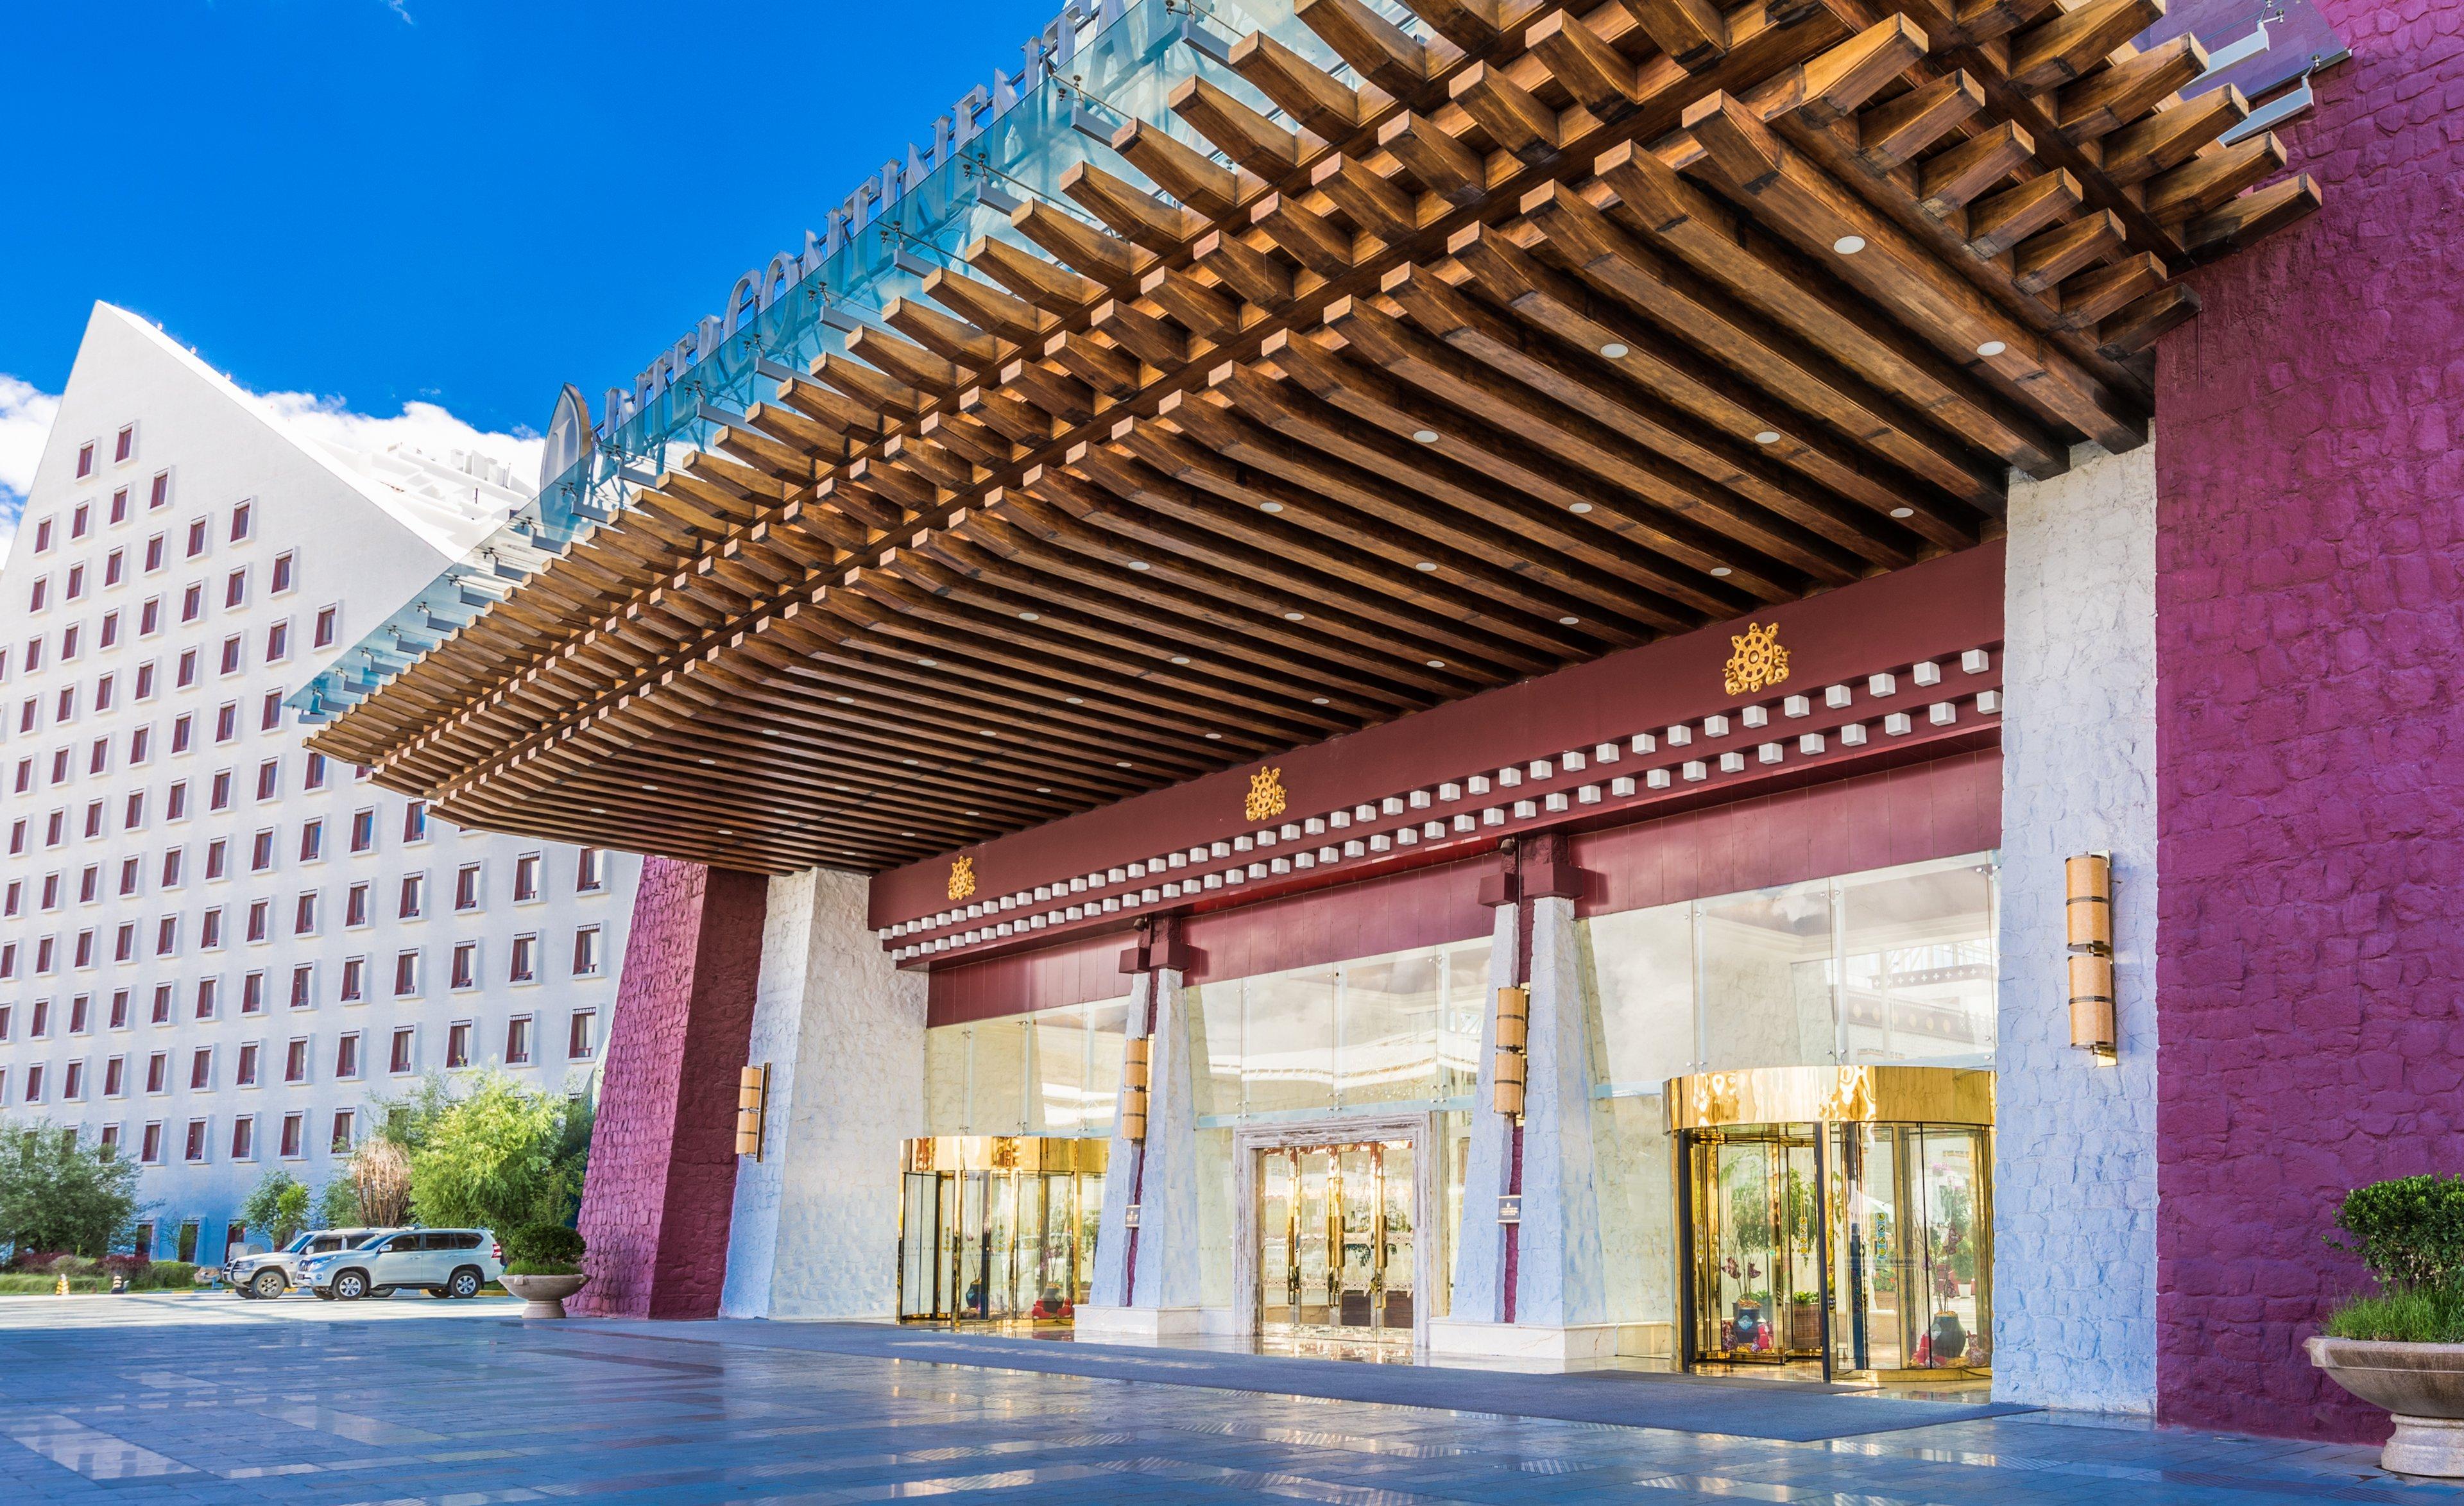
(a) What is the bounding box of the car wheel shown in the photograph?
[250,1271,287,1300]
[447,1267,484,1299]
[333,1271,368,1301]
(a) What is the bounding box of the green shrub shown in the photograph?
[2330,1176,2464,1290]
[2325,1285,2464,1344]
[504,1222,586,1274]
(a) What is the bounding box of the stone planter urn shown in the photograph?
[501,1272,588,1319]
[2307,1335,2464,1475]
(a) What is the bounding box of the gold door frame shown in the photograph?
[1233,1112,1434,1349]
[896,1136,1109,1324]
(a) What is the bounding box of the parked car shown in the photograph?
[298,1228,504,1301]
[225,1228,402,1299]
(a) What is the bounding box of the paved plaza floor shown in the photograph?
[0,1292,2456,1505]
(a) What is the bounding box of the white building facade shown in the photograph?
[0,305,637,1264]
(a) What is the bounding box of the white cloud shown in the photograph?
[0,374,63,548]
[254,389,544,492]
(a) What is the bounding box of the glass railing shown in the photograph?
[293,0,1412,728]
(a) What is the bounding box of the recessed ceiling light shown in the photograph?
[1833,235,1865,254]
[965,809,980,816]
[1710,566,1734,578]
[1116,761,1133,769]
[1415,561,1438,572]
[698,758,715,766]
[1426,659,1446,668]
[590,806,606,814]
[918,658,937,667]
[643,783,656,791]
[1976,340,2006,357]
[1889,506,1915,519]
[1599,342,1628,359]
[902,758,920,766]
[1570,502,1593,514]
[717,828,732,835]
[1204,732,1222,740]
[760,728,778,737]
[1036,786,1052,793]
[1170,655,1190,664]
[1066,696,1084,705]
[1128,560,1150,570]
[1411,429,1440,443]
[1558,615,1579,626]
[903,831,916,837]
[1312,697,1330,705]
[1752,431,1781,445]
[1284,611,1305,620]
[835,696,854,704]
[980,729,997,737]
[1018,611,1040,621]
[1260,501,1284,513]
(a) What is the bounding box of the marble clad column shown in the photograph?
[1437,902,1518,1329]
[1081,966,1206,1337]
[1514,893,1609,1337]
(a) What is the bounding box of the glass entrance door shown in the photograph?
[897,1137,1106,1325]
[1679,1120,1992,1381]
[1684,1125,1827,1375]
[1257,1139,1415,1344]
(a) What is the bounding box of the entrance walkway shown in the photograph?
[0,1294,2449,1503]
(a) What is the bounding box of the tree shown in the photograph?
[406,1071,586,1232]
[313,1176,360,1231]
[347,1138,413,1228]
[238,1170,311,1248]
[0,1119,139,1256]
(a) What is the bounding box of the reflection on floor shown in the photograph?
[900,1318,1992,1396]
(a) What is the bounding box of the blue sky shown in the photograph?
[0,0,1053,513]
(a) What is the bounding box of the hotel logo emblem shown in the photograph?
[1244,766,1288,824]
[1723,622,1790,697]
[947,856,977,902]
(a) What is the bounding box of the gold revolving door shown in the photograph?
[897,1136,1107,1326]
[1666,1066,1994,1385]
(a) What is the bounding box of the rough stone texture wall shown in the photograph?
[766,868,930,1319]
[719,869,821,1319]
[2154,8,2464,1440]
[1994,442,2160,1414]
[572,859,768,1319]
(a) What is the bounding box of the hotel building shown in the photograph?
[295,0,2434,1446]
[0,306,638,1263]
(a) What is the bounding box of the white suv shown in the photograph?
[300,1228,504,1301]
[225,1228,400,1299]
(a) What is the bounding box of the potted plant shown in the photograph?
[1786,1290,1822,1351]
[499,1224,589,1319]
[2308,1174,2464,1475]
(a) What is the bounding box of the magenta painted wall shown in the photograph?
[572,858,769,1320]
[2154,8,2464,1440]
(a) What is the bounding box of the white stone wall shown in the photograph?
[1994,440,2159,1414]
[718,868,817,1317]
[761,866,927,1319]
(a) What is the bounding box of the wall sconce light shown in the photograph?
[1493,984,1529,1117]
[735,1063,770,1159]
[2066,853,2116,1058]
[1121,1036,1151,1142]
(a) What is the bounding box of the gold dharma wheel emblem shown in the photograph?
[1723,621,1791,696]
[1244,766,1288,823]
[946,855,977,902]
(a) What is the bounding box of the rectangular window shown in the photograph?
[576,847,605,892]
[99,1125,122,1154]
[205,838,227,880]
[146,1052,167,1094]
[71,502,89,539]
[230,1116,255,1161]
[181,583,202,622]
[209,771,231,810]
[255,759,278,800]
[186,518,208,558]
[345,882,368,927]
[572,925,603,977]
[289,963,312,1008]
[389,1028,414,1074]
[65,564,83,601]
[260,690,282,732]
[455,863,481,910]
[189,1048,212,1090]
[335,1032,360,1079]
[194,975,218,1018]
[176,649,196,687]
[105,1056,125,1096]
[230,502,252,542]
[63,1061,85,1100]
[298,819,322,860]
[33,517,53,552]
[219,635,242,675]
[135,661,155,700]
[250,829,273,871]
[150,985,172,1025]
[329,1110,355,1154]
[166,780,187,821]
[140,595,160,634]
[110,487,128,524]
[224,568,246,608]
[446,1022,472,1070]
[508,933,536,983]
[284,1039,307,1084]
[513,852,542,902]
[393,951,418,997]
[99,608,119,646]
[279,1114,302,1159]
[568,1009,597,1059]
[236,1042,260,1087]
[241,970,265,1013]
[339,956,365,1002]
[185,1120,208,1163]
[76,442,94,478]
[28,577,46,612]
[22,1065,42,1103]
[314,605,339,648]
[115,425,134,463]
[142,1123,164,1165]
[149,470,169,509]
[403,801,429,843]
[271,551,295,594]
[350,809,375,853]
[108,989,128,1029]
[398,873,424,919]
[264,620,289,662]
[450,941,476,990]
[293,891,316,935]
[114,923,133,962]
